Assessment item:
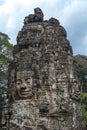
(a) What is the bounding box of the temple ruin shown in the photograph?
[7,8,84,130]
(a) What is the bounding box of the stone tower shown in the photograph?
[8,8,83,130]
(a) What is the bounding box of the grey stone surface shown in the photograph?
[7,8,84,130]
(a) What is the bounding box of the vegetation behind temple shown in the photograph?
[74,55,87,77]
[0,32,13,86]
[0,32,13,126]
[79,93,87,126]
[74,55,87,126]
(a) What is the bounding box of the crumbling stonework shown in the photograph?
[7,8,84,130]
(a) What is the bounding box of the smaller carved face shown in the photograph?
[15,71,33,98]
[16,78,33,98]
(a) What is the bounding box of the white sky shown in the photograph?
[0,0,87,55]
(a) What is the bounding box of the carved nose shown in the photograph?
[21,83,27,89]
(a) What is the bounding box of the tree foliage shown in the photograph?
[0,32,13,102]
[0,32,13,87]
[74,55,87,92]
[0,32,13,126]
[74,55,87,77]
[75,55,87,126]
[79,93,87,126]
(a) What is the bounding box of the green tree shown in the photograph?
[74,55,87,77]
[0,32,13,86]
[74,55,87,92]
[75,55,87,127]
[0,32,13,126]
[79,93,87,127]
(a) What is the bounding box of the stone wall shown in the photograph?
[7,8,84,130]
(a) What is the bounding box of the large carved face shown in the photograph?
[15,71,33,98]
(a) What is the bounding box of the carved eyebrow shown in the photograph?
[25,78,31,80]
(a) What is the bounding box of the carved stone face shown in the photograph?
[15,71,33,98]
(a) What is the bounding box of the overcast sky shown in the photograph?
[0,0,87,55]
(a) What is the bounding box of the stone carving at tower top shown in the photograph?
[24,7,44,24]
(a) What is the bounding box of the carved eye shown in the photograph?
[16,82,21,85]
[27,81,30,84]
[16,80,22,85]
[26,79,32,84]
